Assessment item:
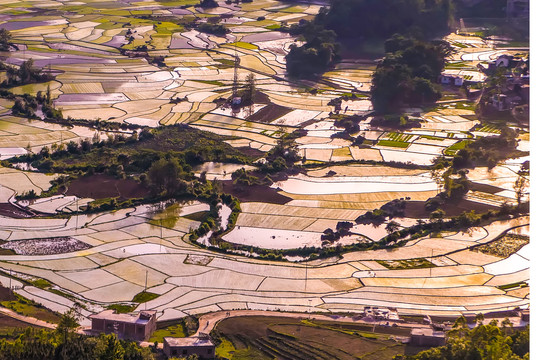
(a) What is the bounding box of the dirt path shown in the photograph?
[0,306,57,329]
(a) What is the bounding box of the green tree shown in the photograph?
[57,307,81,334]
[98,334,125,360]
[147,158,185,196]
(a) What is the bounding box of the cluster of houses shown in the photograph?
[440,52,529,114]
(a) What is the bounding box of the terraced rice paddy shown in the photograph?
[0,206,530,320]
[0,0,529,328]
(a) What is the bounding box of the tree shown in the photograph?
[57,307,81,334]
[513,176,529,205]
[98,334,125,360]
[0,28,11,51]
[147,158,185,196]
[430,168,446,194]
[475,312,485,325]
[385,221,400,234]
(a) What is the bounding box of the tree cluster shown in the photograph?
[321,221,354,242]
[355,198,408,226]
[285,22,340,78]
[371,36,454,113]
[315,0,453,41]
[196,23,229,36]
[0,328,154,360]
[452,127,520,169]
[199,0,218,8]
[1,59,54,88]
[395,318,529,360]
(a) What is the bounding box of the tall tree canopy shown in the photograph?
[370,37,453,112]
[315,0,454,40]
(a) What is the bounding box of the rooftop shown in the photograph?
[411,328,446,338]
[90,310,156,325]
[164,337,215,347]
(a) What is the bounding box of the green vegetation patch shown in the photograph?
[192,79,225,86]
[183,211,209,222]
[31,279,52,289]
[444,140,472,156]
[376,258,435,270]
[497,281,528,291]
[454,101,476,111]
[478,124,501,134]
[149,323,187,343]
[386,132,413,142]
[154,21,183,34]
[1,293,61,324]
[376,139,410,148]
[215,58,236,67]
[132,291,159,303]
[227,41,258,50]
[421,135,444,141]
[106,304,137,314]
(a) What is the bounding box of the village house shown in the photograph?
[89,310,157,341]
[163,335,216,359]
[440,74,464,86]
[363,306,400,322]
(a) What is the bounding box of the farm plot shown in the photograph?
[272,173,437,195]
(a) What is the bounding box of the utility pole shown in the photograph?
[144,270,148,310]
[304,262,308,293]
[75,198,78,231]
[429,248,434,278]
[232,43,239,98]
[144,270,148,292]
